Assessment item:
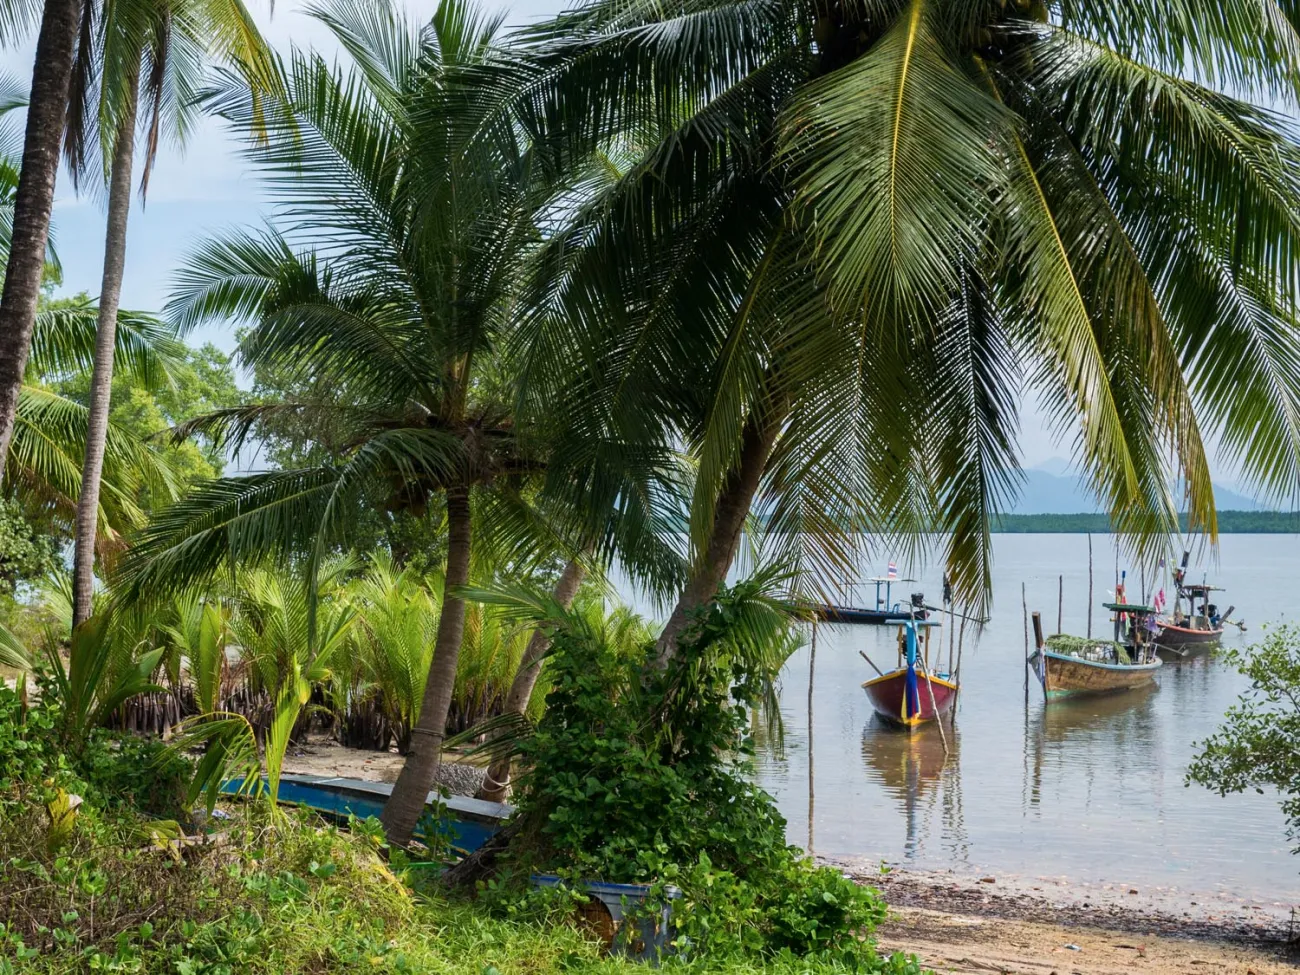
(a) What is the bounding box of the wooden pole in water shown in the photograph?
[807,622,816,854]
[954,609,968,702]
[920,627,950,757]
[1023,582,1030,706]
[947,596,955,676]
[1087,533,1094,639]
[1031,611,1046,697]
[1057,575,1063,635]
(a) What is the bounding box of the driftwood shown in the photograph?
[441,820,521,889]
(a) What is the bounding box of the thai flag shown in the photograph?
[887,561,897,579]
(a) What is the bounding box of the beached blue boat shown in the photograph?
[219,773,678,960]
[219,773,512,855]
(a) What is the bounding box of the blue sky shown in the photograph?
[0,0,1254,483]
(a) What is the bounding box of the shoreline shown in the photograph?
[833,860,1295,943]
[830,860,1296,975]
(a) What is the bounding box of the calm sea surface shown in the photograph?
[733,534,1297,900]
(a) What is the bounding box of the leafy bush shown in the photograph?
[77,734,194,819]
[1188,625,1300,855]
[0,498,59,598]
[502,583,891,962]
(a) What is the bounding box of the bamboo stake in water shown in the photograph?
[1057,575,1063,635]
[1023,582,1030,706]
[921,628,949,757]
[807,622,816,854]
[1087,533,1094,638]
[954,608,969,704]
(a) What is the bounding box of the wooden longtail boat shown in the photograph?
[812,574,928,625]
[1153,553,1243,660]
[1029,602,1162,700]
[862,619,956,729]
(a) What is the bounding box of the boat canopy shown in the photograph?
[1103,601,1157,613]
[864,576,917,583]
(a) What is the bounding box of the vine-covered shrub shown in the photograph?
[504,587,893,962]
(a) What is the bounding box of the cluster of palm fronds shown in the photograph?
[17,555,647,756]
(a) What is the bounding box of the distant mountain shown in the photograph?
[1004,464,1266,515]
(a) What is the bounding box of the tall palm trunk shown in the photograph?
[0,0,85,482]
[477,556,586,803]
[653,405,784,668]
[381,484,473,845]
[72,67,140,629]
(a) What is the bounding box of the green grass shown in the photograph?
[0,802,920,975]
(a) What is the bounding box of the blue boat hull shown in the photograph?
[220,774,512,855]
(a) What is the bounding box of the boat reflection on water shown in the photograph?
[1038,681,1159,743]
[1024,682,1162,809]
[860,722,967,862]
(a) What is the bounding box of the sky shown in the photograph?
[0,0,1254,484]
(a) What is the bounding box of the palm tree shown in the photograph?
[0,0,89,480]
[116,0,572,845]
[66,0,275,628]
[12,298,182,556]
[503,0,1300,663]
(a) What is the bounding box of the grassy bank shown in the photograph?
[0,801,918,975]
[0,675,921,975]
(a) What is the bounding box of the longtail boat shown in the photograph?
[862,619,956,729]
[1154,553,1238,660]
[812,572,928,625]
[1029,602,1162,700]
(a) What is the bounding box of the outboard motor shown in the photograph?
[910,592,925,610]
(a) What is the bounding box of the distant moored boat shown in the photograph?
[1153,553,1240,661]
[811,567,928,625]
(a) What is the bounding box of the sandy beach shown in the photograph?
[844,863,1296,975]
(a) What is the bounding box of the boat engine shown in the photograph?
[910,592,925,610]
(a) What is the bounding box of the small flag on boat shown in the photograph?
[1154,588,1166,613]
[887,561,897,579]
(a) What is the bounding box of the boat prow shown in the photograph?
[860,618,957,730]
[863,669,957,729]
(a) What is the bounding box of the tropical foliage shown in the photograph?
[500,0,1300,640]
[1188,625,1300,856]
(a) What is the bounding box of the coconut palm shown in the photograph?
[65,0,275,627]
[0,0,82,479]
[11,298,182,558]
[503,0,1300,664]
[178,560,355,811]
[116,0,590,845]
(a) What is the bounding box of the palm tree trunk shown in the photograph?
[0,0,85,483]
[653,405,784,668]
[72,67,139,629]
[477,556,586,803]
[381,485,473,846]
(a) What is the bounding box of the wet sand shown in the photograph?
[877,906,1293,975]
[841,863,1296,975]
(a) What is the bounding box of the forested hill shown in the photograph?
[993,511,1300,533]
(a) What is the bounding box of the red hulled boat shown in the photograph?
[862,620,957,730]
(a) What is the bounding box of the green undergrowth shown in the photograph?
[0,681,923,975]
